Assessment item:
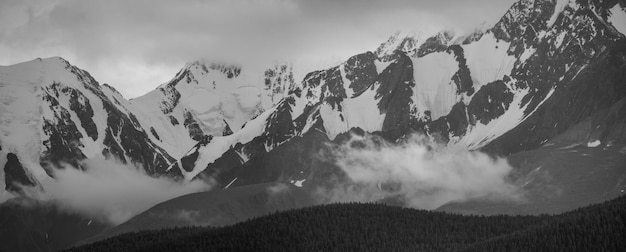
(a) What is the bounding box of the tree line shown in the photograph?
[66,195,626,251]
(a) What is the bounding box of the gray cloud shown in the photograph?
[315,134,523,209]
[22,158,212,225]
[0,0,516,98]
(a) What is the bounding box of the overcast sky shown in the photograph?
[0,0,516,98]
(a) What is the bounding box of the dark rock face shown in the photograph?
[195,127,399,190]
[264,96,298,147]
[468,80,514,125]
[101,101,176,175]
[482,0,626,155]
[484,42,626,155]
[303,66,347,110]
[322,67,347,110]
[264,64,296,106]
[491,0,556,56]
[376,53,416,140]
[193,147,247,184]
[222,120,234,136]
[226,130,339,188]
[183,110,205,141]
[4,153,38,194]
[447,45,474,96]
[182,61,242,81]
[344,52,379,96]
[192,104,326,185]
[180,136,213,173]
[150,127,161,141]
[424,102,470,143]
[41,87,88,169]
[158,84,181,114]
[196,129,345,190]
[64,85,98,141]
[209,63,241,79]
[168,115,179,126]
[417,31,455,57]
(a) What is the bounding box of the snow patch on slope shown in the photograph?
[586,140,601,147]
[342,86,385,133]
[412,51,458,119]
[609,5,626,36]
[547,0,571,28]
[461,32,516,88]
[374,60,392,75]
[320,103,348,140]
[339,64,354,98]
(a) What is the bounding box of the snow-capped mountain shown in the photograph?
[130,60,266,155]
[0,57,179,195]
[1,0,625,199]
[1,1,625,250]
[0,57,290,195]
[177,0,626,188]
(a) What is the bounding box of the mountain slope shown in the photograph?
[82,182,316,244]
[179,0,626,184]
[0,57,181,195]
[0,56,295,195]
[0,1,625,242]
[68,195,626,252]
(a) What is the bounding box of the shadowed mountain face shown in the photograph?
[438,97,626,215]
[4,153,39,195]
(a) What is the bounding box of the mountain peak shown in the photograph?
[0,56,101,92]
[2,56,69,72]
[375,31,431,59]
[182,59,242,79]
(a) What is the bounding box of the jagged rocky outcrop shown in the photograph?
[264,64,297,107]
[344,52,379,96]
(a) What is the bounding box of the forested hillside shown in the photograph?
[67,195,626,252]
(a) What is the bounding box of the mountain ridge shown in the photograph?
[1,0,625,208]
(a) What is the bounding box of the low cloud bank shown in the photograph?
[26,158,211,225]
[317,134,523,209]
